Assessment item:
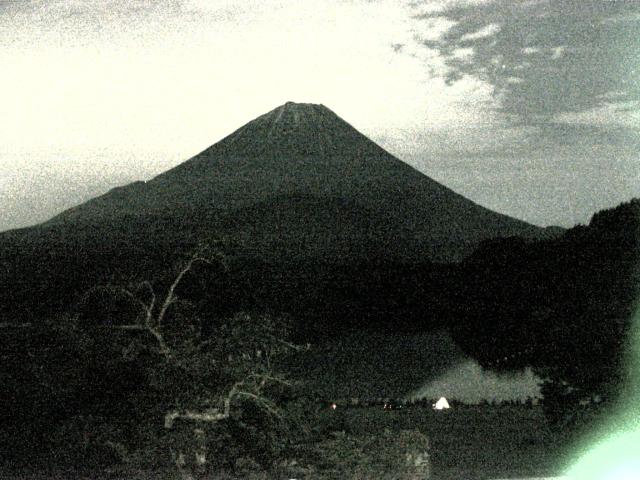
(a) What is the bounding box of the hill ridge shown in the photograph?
[0,101,564,323]
[29,101,549,263]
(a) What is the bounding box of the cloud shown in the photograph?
[413,15,458,41]
[411,0,640,124]
[459,22,499,41]
[410,0,494,17]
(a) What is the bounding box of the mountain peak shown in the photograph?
[212,101,369,157]
[36,100,546,267]
[283,100,324,108]
[270,101,334,120]
[267,101,330,127]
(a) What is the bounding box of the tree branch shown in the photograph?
[250,372,291,389]
[164,378,245,428]
[163,368,289,430]
[117,250,221,358]
[91,285,152,324]
[156,252,213,329]
[138,280,156,326]
[235,391,284,420]
[164,408,228,429]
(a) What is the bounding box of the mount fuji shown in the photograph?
[0,102,557,322]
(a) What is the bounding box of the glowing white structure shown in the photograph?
[433,397,450,410]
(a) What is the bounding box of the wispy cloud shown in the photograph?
[410,0,640,124]
[459,22,499,41]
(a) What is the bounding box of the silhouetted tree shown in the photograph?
[82,246,306,478]
[452,199,639,431]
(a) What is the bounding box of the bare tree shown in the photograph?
[88,245,224,357]
[158,309,303,479]
[164,363,293,479]
[81,245,304,479]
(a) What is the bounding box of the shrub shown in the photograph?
[299,429,431,479]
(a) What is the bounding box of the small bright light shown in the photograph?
[433,397,450,410]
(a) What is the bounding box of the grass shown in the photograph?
[0,405,570,480]
[326,404,568,479]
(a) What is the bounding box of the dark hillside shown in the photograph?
[449,199,640,426]
[0,102,552,324]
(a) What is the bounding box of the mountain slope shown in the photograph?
[42,102,546,261]
[1,101,556,322]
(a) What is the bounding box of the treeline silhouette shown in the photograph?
[449,199,639,426]
[3,200,637,381]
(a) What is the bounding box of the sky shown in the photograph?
[1,0,638,231]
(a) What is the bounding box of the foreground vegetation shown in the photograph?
[0,247,432,479]
[2,199,637,478]
[0,252,565,479]
[0,395,565,479]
